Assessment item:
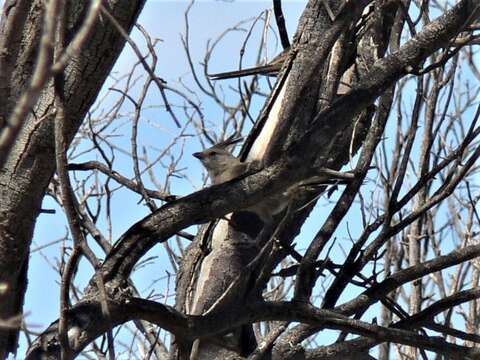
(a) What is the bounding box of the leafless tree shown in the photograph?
[0,0,480,359]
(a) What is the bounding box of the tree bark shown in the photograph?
[0,0,145,356]
[2,0,477,358]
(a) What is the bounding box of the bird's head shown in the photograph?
[193,136,244,182]
[193,146,235,172]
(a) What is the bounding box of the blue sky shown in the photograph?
[18,0,310,356]
[11,1,479,358]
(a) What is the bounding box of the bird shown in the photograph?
[193,136,247,184]
[193,137,354,225]
[208,48,289,80]
[193,136,284,224]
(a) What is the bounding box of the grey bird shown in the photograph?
[193,137,283,223]
[193,136,247,185]
[193,137,354,224]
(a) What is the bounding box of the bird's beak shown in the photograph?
[193,152,204,159]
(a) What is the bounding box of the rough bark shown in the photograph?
[2,0,477,358]
[0,0,146,356]
[173,1,371,358]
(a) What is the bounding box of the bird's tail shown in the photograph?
[208,64,280,80]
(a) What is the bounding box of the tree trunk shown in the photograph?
[0,1,146,356]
